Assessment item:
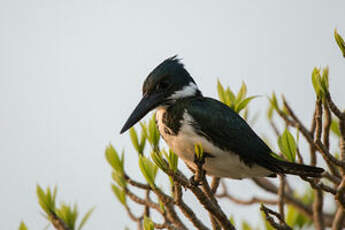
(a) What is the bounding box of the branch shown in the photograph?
[217,182,278,205]
[252,178,335,227]
[170,170,236,230]
[260,204,292,230]
[173,183,209,230]
[278,175,285,224]
[49,212,70,230]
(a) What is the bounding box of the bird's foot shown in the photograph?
[189,173,204,186]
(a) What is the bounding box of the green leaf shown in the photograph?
[78,207,95,230]
[143,114,161,152]
[224,87,236,107]
[261,210,274,230]
[228,215,235,226]
[111,184,126,206]
[334,29,345,58]
[139,155,158,188]
[278,129,297,162]
[234,96,258,113]
[267,103,274,120]
[139,126,147,154]
[159,199,166,213]
[236,81,247,104]
[36,185,56,215]
[217,80,226,103]
[331,119,341,137]
[105,145,124,174]
[129,127,140,154]
[151,151,169,172]
[19,221,28,230]
[168,149,178,172]
[269,92,279,111]
[194,143,204,160]
[112,171,127,188]
[270,151,284,161]
[242,220,252,230]
[55,203,78,230]
[311,67,323,97]
[320,67,329,93]
[286,204,311,228]
[143,216,154,230]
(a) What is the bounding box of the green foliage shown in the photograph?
[105,144,125,175]
[261,210,274,230]
[166,149,178,173]
[278,129,297,162]
[18,221,28,230]
[217,80,257,113]
[111,184,127,206]
[151,151,169,172]
[229,215,235,226]
[36,185,57,215]
[36,185,93,230]
[141,114,160,152]
[241,220,252,230]
[106,145,127,189]
[194,143,204,161]
[331,119,341,137]
[129,127,146,155]
[143,216,154,230]
[139,155,158,188]
[267,103,274,120]
[311,67,329,98]
[55,203,78,230]
[334,29,345,57]
[78,208,95,230]
[286,189,313,228]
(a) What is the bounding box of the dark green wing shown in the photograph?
[186,97,283,172]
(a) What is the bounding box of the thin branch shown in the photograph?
[301,176,336,195]
[173,182,209,230]
[217,182,278,205]
[50,212,71,230]
[325,93,345,120]
[281,98,345,169]
[313,99,325,230]
[332,208,345,230]
[278,175,285,224]
[335,176,345,210]
[169,170,236,230]
[252,178,335,227]
[260,204,292,230]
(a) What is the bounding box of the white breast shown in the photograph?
[155,108,271,179]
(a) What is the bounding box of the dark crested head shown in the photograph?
[120,56,201,134]
[142,56,198,98]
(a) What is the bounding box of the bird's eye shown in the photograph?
[156,80,170,90]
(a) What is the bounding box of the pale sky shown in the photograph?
[1,1,345,229]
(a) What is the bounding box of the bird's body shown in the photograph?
[121,56,324,179]
[155,100,272,179]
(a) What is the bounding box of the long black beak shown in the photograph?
[120,93,163,134]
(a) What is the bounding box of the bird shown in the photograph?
[120,56,324,179]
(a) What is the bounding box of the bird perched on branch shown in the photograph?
[120,56,324,179]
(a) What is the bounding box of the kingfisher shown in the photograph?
[120,56,324,179]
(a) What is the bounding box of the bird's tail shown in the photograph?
[274,160,324,177]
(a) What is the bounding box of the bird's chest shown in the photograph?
[155,107,195,162]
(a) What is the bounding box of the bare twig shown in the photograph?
[332,208,345,230]
[169,170,236,230]
[173,183,209,230]
[217,182,277,205]
[50,212,71,230]
[252,177,335,227]
[278,175,285,224]
[260,204,292,230]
